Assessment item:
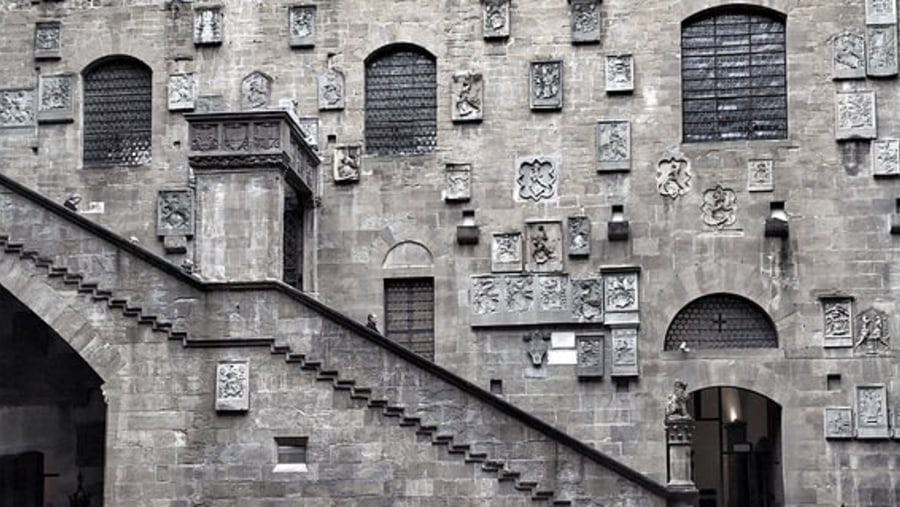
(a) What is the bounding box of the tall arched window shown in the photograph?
[82,56,152,167]
[681,7,787,142]
[664,293,778,350]
[365,45,437,156]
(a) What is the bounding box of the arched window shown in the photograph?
[681,7,787,142]
[664,293,778,350]
[83,56,152,167]
[365,45,437,156]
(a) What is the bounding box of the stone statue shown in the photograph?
[665,380,691,422]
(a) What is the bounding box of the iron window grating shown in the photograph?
[681,9,787,142]
[384,278,435,360]
[83,58,152,166]
[664,293,778,350]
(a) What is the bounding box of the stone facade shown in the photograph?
[0,1,899,506]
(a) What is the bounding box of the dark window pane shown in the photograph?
[83,58,152,166]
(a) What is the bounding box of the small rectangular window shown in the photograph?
[274,437,308,472]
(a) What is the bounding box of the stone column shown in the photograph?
[666,418,696,490]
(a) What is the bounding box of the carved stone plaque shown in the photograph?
[167,73,197,111]
[537,275,568,311]
[824,407,854,439]
[195,95,225,113]
[571,278,603,322]
[747,159,774,192]
[605,55,634,93]
[491,232,523,272]
[482,0,510,40]
[515,156,559,202]
[451,72,483,122]
[856,384,889,439]
[216,360,250,412]
[0,89,35,128]
[854,308,890,355]
[872,138,900,176]
[610,327,639,377]
[570,0,600,44]
[603,267,639,326]
[318,68,345,110]
[505,275,535,313]
[34,21,61,60]
[444,163,472,202]
[867,0,897,25]
[867,25,898,77]
[157,190,195,237]
[242,71,273,110]
[657,151,692,199]
[833,32,866,80]
[822,297,853,348]
[700,185,737,229]
[526,221,563,273]
[530,61,563,110]
[288,5,316,48]
[596,120,631,171]
[471,275,502,317]
[37,74,74,123]
[576,334,604,378]
[297,117,319,151]
[567,216,590,257]
[333,145,361,183]
[835,91,877,140]
[194,6,224,46]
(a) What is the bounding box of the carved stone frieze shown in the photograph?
[516,156,558,202]
[37,74,74,123]
[482,0,510,40]
[747,159,774,192]
[854,307,890,355]
[821,297,853,348]
[451,71,483,122]
[833,32,866,80]
[242,71,273,110]
[538,275,568,311]
[571,278,603,322]
[194,6,224,46]
[318,68,345,110]
[530,61,563,110]
[157,190,194,237]
[610,327,639,377]
[526,221,563,272]
[872,138,900,176]
[596,120,631,171]
[471,273,607,326]
[288,5,316,48]
[605,55,634,93]
[657,152,692,199]
[867,0,897,25]
[471,276,502,316]
[576,334,604,378]
[491,232,523,272]
[505,275,534,313]
[0,89,35,128]
[700,185,737,229]
[570,0,600,43]
[333,145,361,183]
[34,21,61,60]
[223,122,249,151]
[215,360,250,412]
[523,331,550,367]
[567,216,590,257]
[444,163,472,202]
[835,91,877,140]
[190,123,219,151]
[167,73,196,111]
[856,384,889,439]
[824,407,854,439]
[867,25,898,77]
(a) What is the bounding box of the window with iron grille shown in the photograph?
[664,293,778,350]
[384,278,435,360]
[681,8,787,142]
[365,45,437,156]
[83,57,152,166]
[282,189,303,290]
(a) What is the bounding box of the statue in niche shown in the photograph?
[700,185,737,229]
[472,277,501,315]
[523,331,550,367]
[665,380,692,422]
[506,276,534,312]
[656,152,692,199]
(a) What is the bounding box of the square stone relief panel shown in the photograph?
[605,55,634,93]
[288,5,316,48]
[0,89,35,128]
[157,190,195,237]
[451,71,483,122]
[167,73,197,112]
[515,156,559,202]
[482,0,510,39]
[821,297,853,348]
[526,221,564,273]
[333,145,361,183]
[866,0,897,25]
[596,120,631,171]
[443,163,472,202]
[747,159,774,192]
[610,327,639,377]
[491,232,523,272]
[34,21,61,60]
[824,407,854,439]
[570,0,601,44]
[216,360,250,412]
[194,6,224,46]
[567,216,590,257]
[38,74,75,123]
[866,24,898,77]
[872,138,900,176]
[856,384,889,439]
[576,334,604,378]
[832,32,866,80]
[835,91,877,140]
[530,60,563,110]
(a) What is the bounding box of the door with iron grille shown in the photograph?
[282,191,303,290]
[384,278,435,360]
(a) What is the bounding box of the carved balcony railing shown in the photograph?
[185,110,320,198]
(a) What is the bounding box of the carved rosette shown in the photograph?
[526,221,563,272]
[605,55,634,93]
[832,32,866,80]
[34,21,62,60]
[700,185,737,229]
[516,156,559,202]
[318,68,345,110]
[821,297,853,347]
[167,73,197,111]
[215,360,250,412]
[856,384,889,439]
[37,74,74,123]
[288,5,316,48]
[157,190,195,237]
[854,307,890,355]
[570,0,600,43]
[491,232,523,272]
[596,120,631,171]
[567,216,591,257]
[0,89,35,128]
[747,159,774,192]
[835,91,877,140]
[530,61,563,110]
[873,138,900,176]
[824,407,854,439]
[656,152,692,199]
[194,6,224,46]
[444,163,472,202]
[576,334,604,378]
[867,25,898,77]
[451,71,484,122]
[482,0,510,39]
[333,145,361,183]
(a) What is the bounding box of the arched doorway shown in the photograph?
[689,387,783,507]
[0,284,106,507]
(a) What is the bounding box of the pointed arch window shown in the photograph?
[83,56,152,167]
